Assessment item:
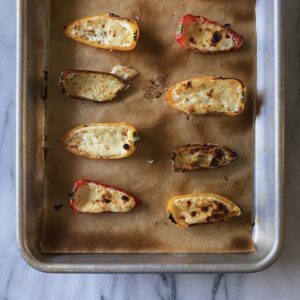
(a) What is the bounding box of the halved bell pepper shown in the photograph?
[176,14,244,53]
[70,179,140,214]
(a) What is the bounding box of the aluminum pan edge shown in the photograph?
[16,0,284,273]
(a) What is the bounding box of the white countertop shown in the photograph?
[1,1,300,299]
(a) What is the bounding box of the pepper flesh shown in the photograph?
[60,122,138,160]
[171,144,237,172]
[70,179,140,214]
[167,193,241,228]
[64,13,140,51]
[176,14,244,53]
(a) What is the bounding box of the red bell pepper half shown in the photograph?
[70,179,140,214]
[176,14,244,53]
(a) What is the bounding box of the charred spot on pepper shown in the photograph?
[168,213,177,224]
[189,37,195,44]
[108,13,120,18]
[188,147,197,154]
[185,81,192,89]
[211,31,222,44]
[189,162,199,168]
[133,31,138,41]
[121,195,129,202]
[215,148,224,159]
[201,206,209,212]
[123,143,130,150]
[206,89,214,98]
[224,23,231,29]
[210,157,219,168]
[191,211,197,217]
[216,202,229,214]
[212,213,225,220]
[68,192,74,198]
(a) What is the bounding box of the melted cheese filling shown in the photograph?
[173,196,234,225]
[174,150,211,169]
[65,125,133,158]
[63,72,126,101]
[70,16,135,47]
[74,183,136,213]
[111,65,139,80]
[173,146,233,170]
[171,78,244,114]
[185,23,235,51]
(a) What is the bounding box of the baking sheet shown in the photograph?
[41,0,256,253]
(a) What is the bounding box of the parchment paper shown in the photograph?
[41,0,256,253]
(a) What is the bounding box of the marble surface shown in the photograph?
[1,1,300,299]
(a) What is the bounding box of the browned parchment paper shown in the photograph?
[41,0,256,253]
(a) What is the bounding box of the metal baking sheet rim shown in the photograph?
[16,0,284,273]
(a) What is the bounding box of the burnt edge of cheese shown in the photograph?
[171,143,237,172]
[58,69,129,103]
